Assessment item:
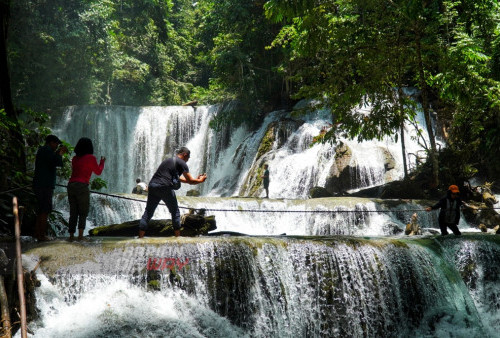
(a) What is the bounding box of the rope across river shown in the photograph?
[1,184,499,214]
[55,184,500,214]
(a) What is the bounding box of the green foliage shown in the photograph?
[265,0,500,180]
[90,177,108,191]
[193,0,287,123]
[8,0,199,108]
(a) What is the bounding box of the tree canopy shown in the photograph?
[3,0,500,188]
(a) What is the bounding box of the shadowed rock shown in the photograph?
[89,215,216,237]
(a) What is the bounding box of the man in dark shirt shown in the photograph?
[33,134,67,241]
[426,184,463,236]
[138,147,207,238]
[262,164,270,198]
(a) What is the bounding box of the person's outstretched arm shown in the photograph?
[91,156,106,175]
[180,172,207,185]
[426,198,444,211]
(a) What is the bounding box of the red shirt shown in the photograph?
[69,154,105,184]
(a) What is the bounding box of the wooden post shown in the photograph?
[13,197,27,338]
[0,275,11,338]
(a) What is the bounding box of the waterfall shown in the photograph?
[442,237,500,337]
[49,103,475,237]
[22,236,495,337]
[52,102,430,198]
[29,102,500,338]
[53,105,214,193]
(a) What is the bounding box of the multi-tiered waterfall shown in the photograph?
[19,103,499,337]
[52,103,428,198]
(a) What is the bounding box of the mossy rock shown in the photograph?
[186,189,201,197]
[309,186,333,198]
[256,124,276,160]
[89,215,216,237]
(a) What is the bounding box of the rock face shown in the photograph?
[324,142,400,196]
[324,142,354,194]
[89,215,216,237]
[462,201,500,229]
[240,118,304,197]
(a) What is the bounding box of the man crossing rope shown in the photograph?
[138,147,207,238]
[426,185,463,236]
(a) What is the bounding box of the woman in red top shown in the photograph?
[67,137,106,241]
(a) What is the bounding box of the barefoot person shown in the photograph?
[67,137,106,241]
[138,147,207,238]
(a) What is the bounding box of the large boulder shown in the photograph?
[324,142,354,194]
[186,189,201,197]
[89,214,216,237]
[309,186,333,198]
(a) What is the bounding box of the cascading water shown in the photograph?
[53,194,472,236]
[21,236,497,337]
[49,102,470,237]
[52,102,431,198]
[53,105,216,194]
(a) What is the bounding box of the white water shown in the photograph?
[443,238,500,338]
[21,237,493,337]
[53,102,431,198]
[22,275,246,337]
[53,194,472,237]
[53,105,215,194]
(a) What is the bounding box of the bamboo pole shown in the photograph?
[12,197,27,338]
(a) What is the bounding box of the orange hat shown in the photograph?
[448,185,460,193]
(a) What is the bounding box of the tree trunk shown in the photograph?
[0,0,26,191]
[0,1,14,117]
[415,30,439,188]
[397,87,408,179]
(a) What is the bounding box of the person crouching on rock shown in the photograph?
[138,147,207,238]
[426,185,463,236]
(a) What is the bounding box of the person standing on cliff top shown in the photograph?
[262,164,270,198]
[426,185,463,236]
[138,147,207,238]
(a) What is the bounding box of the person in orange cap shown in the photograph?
[426,185,462,236]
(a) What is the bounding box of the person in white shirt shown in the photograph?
[132,178,148,194]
